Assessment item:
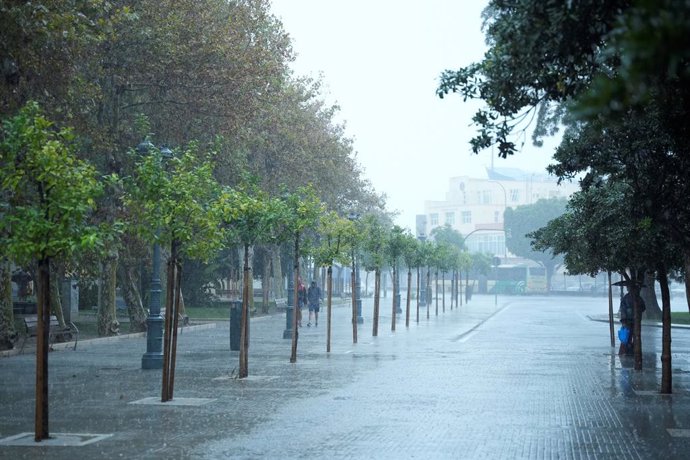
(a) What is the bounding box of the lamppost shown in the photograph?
[283,262,295,339]
[347,213,363,324]
[140,141,172,370]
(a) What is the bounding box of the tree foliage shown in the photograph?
[0,102,103,262]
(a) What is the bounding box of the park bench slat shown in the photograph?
[21,314,79,353]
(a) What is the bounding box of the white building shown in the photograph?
[417,167,579,258]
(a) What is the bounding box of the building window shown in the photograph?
[510,189,519,202]
[468,234,505,256]
[430,213,439,225]
[445,212,455,225]
[494,211,500,223]
[482,190,492,204]
[461,211,471,224]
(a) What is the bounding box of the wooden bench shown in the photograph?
[21,315,79,352]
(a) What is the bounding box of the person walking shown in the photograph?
[618,285,646,355]
[307,280,322,327]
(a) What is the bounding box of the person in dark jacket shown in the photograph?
[618,286,645,355]
[307,281,322,327]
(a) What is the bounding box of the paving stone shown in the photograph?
[1,295,689,459]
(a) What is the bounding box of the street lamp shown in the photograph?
[139,141,172,370]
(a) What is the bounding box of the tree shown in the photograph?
[385,226,409,331]
[280,187,324,363]
[220,184,288,377]
[126,142,225,399]
[430,224,466,308]
[504,198,566,292]
[531,182,670,376]
[360,214,389,337]
[0,102,103,440]
[437,0,630,158]
[312,211,355,352]
[400,232,419,328]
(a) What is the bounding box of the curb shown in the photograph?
[0,322,217,359]
[587,315,690,330]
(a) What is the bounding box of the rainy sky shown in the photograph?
[270,0,560,229]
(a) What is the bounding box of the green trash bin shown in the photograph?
[229,301,242,351]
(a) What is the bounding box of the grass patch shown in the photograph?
[671,312,690,325]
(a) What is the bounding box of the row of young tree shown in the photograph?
[0,101,498,441]
[0,0,385,349]
[437,1,690,393]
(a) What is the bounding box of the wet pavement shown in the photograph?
[1,295,690,459]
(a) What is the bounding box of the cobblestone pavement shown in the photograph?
[1,295,690,459]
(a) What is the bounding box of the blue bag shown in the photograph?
[618,326,630,344]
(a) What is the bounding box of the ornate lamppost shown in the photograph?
[140,141,172,370]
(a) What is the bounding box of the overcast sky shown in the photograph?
[270,0,559,230]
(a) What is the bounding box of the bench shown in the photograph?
[21,315,79,352]
[275,298,287,312]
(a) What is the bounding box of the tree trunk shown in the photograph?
[162,240,182,401]
[0,258,17,350]
[373,268,380,336]
[271,248,284,299]
[659,265,672,394]
[326,265,333,352]
[290,234,300,363]
[35,256,50,441]
[98,249,120,337]
[641,271,661,320]
[49,261,66,328]
[118,258,147,332]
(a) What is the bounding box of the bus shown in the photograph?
[490,264,547,294]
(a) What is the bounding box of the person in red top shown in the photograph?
[296,278,307,327]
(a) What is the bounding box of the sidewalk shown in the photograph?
[1,295,690,459]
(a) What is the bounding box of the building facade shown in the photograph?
[417,167,579,258]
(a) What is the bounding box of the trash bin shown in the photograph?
[229,301,242,351]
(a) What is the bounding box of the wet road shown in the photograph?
[1,295,690,459]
